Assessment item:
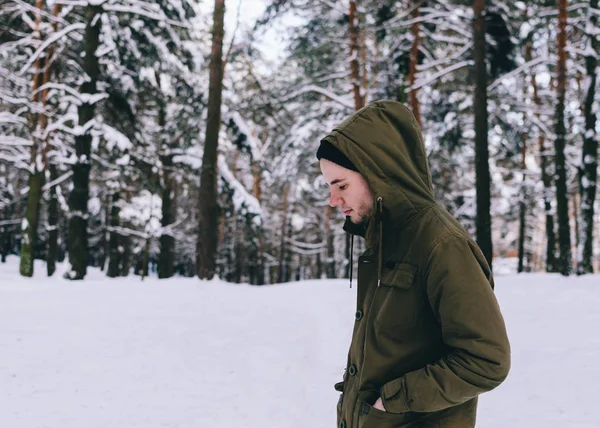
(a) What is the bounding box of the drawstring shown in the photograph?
[349,234,354,288]
[377,197,383,287]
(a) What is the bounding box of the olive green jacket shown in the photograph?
[324,101,510,428]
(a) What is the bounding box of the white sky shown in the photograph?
[199,0,303,64]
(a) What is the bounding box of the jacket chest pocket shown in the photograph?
[374,263,420,331]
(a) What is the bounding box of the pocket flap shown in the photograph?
[380,262,416,289]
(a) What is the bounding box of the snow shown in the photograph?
[119,190,162,234]
[218,154,262,219]
[1,256,599,428]
[102,123,133,151]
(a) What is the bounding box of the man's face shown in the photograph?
[320,159,374,224]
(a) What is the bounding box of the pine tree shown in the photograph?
[197,0,226,280]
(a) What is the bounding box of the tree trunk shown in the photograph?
[253,162,265,285]
[20,172,44,277]
[158,177,175,278]
[349,1,364,111]
[277,184,289,283]
[66,5,102,280]
[107,192,120,278]
[517,132,528,273]
[325,205,335,278]
[20,0,46,277]
[473,0,493,269]
[527,37,558,272]
[345,1,364,278]
[285,216,293,283]
[42,2,62,277]
[46,164,59,276]
[120,234,131,277]
[577,0,598,275]
[360,26,368,105]
[197,0,226,280]
[157,86,175,279]
[554,0,572,276]
[408,6,422,126]
[141,237,150,280]
[0,184,12,263]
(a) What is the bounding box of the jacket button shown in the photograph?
[339,421,346,428]
[348,364,357,376]
[355,310,363,321]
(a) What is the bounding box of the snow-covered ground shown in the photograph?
[1,256,599,428]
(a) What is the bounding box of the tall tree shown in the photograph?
[157,73,175,279]
[408,5,421,127]
[577,0,599,274]
[473,0,493,268]
[554,0,572,276]
[19,0,46,277]
[197,0,226,280]
[65,4,102,280]
[349,1,364,111]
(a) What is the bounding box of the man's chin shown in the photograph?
[348,214,363,224]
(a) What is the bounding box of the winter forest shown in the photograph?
[1,0,599,283]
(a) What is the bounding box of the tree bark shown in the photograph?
[345,0,364,278]
[46,164,59,276]
[408,6,422,127]
[517,133,528,273]
[66,4,102,280]
[20,0,46,277]
[156,79,175,279]
[349,1,364,111]
[253,162,265,285]
[20,172,43,277]
[277,184,289,283]
[577,0,598,274]
[107,192,120,278]
[554,0,573,276]
[325,205,335,278]
[0,180,12,263]
[44,3,63,277]
[527,35,558,272]
[197,0,225,280]
[473,0,493,269]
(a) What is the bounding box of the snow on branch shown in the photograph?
[103,2,188,29]
[411,60,473,91]
[42,170,73,192]
[0,219,22,227]
[10,0,69,27]
[538,2,589,17]
[18,23,86,76]
[488,56,554,91]
[0,136,32,147]
[417,43,472,72]
[101,123,133,151]
[228,112,263,162]
[33,82,81,99]
[285,237,325,250]
[283,85,354,110]
[0,112,27,126]
[218,154,262,220]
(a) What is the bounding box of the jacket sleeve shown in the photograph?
[380,234,511,413]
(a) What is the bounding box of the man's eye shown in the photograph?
[339,184,348,190]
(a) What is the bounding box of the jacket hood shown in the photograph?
[320,100,436,242]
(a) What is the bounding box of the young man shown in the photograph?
[317,100,510,428]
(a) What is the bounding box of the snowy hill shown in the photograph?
[1,257,599,428]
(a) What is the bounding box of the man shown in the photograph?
[317,100,510,428]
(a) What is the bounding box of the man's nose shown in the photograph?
[329,191,342,207]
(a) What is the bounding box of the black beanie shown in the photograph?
[316,141,358,172]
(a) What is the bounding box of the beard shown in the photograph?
[349,201,374,224]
